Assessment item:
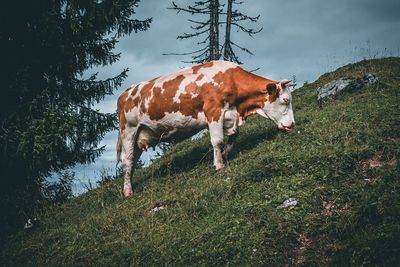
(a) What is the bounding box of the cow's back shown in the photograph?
[118,61,240,132]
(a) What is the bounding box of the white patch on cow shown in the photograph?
[195,74,210,86]
[223,107,240,136]
[125,106,141,127]
[144,91,153,109]
[130,110,208,145]
[204,61,237,78]
[131,85,141,99]
[202,61,237,86]
[190,92,199,98]
[261,87,295,129]
[208,115,225,170]
[125,85,140,103]
[173,73,199,103]
[208,121,223,146]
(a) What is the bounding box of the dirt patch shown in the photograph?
[360,151,397,170]
[292,233,312,265]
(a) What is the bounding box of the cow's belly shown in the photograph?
[161,112,208,141]
[135,109,241,150]
[137,111,208,149]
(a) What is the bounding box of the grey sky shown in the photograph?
[71,0,400,194]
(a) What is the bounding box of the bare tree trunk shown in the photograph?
[209,0,220,60]
[223,0,233,61]
[167,0,260,64]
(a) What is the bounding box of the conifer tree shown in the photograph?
[0,0,151,234]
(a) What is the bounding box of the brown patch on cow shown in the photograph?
[146,75,185,120]
[139,78,157,113]
[129,84,139,97]
[201,82,225,122]
[123,85,141,114]
[192,61,214,74]
[268,87,280,103]
[117,90,129,131]
[179,81,204,119]
[211,67,277,120]
[196,73,205,81]
[125,96,140,114]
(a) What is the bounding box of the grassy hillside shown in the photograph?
[1,58,399,266]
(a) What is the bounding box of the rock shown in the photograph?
[149,205,165,214]
[363,73,378,84]
[277,198,298,209]
[24,218,40,230]
[317,74,378,101]
[317,78,353,101]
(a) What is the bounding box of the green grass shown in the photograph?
[1,57,399,266]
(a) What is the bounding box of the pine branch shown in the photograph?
[163,47,208,56]
[169,1,210,14]
[231,41,254,55]
[231,22,262,36]
[177,28,209,39]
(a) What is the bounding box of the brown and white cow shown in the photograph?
[117,60,295,197]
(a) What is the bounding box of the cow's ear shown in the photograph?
[280,80,292,89]
[266,83,277,95]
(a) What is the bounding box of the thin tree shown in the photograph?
[223,0,262,64]
[167,0,261,64]
[0,0,151,235]
[167,0,222,63]
[210,0,220,60]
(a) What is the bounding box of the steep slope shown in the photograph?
[1,58,399,266]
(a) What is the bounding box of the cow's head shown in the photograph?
[257,80,295,132]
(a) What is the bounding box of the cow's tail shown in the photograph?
[116,131,122,177]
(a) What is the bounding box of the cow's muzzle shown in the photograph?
[279,122,295,132]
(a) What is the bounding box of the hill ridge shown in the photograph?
[2,57,399,266]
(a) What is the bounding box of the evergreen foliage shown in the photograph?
[0,0,151,235]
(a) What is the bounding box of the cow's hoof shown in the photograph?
[123,187,133,198]
[215,164,225,172]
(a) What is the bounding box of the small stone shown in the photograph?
[363,73,378,84]
[149,206,165,214]
[24,218,40,230]
[278,198,298,209]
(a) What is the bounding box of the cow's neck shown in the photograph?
[232,68,275,119]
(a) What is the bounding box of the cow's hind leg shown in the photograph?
[222,131,238,161]
[120,127,142,197]
[208,120,225,171]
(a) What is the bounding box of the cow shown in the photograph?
[117,60,295,197]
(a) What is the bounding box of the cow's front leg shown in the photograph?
[222,131,239,160]
[208,120,225,171]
